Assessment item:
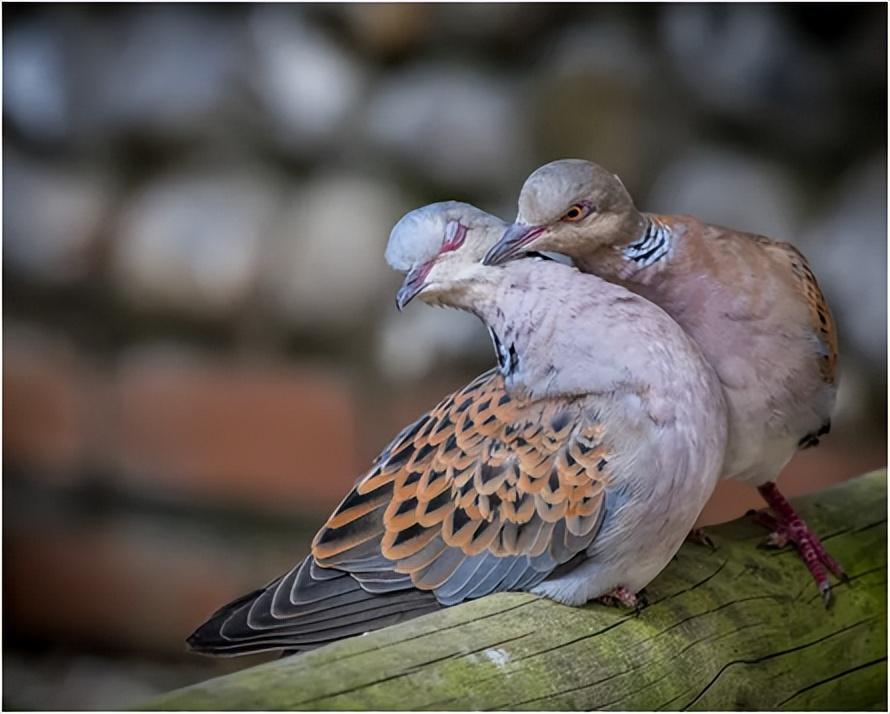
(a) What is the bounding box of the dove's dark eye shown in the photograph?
[562,203,592,222]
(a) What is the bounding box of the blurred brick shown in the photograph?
[355,370,482,467]
[3,330,94,478]
[4,333,364,517]
[113,352,361,515]
[4,520,302,655]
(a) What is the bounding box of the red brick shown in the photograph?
[3,331,94,478]
[112,354,361,515]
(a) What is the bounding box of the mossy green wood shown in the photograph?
[144,470,887,711]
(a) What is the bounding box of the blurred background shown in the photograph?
[3,3,886,709]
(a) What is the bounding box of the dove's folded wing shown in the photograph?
[189,369,614,654]
[315,369,611,602]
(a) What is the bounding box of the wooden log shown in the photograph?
[144,470,887,711]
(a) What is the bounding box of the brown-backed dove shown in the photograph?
[187,201,727,656]
[484,159,843,603]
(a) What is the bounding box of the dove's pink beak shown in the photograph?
[483,224,547,266]
[396,259,435,311]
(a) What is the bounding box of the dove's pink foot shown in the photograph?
[755,481,847,606]
[597,586,647,612]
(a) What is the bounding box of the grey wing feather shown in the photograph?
[188,556,439,656]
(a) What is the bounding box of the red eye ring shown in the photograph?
[441,220,468,253]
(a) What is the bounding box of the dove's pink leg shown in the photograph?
[756,481,846,605]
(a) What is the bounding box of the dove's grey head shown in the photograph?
[386,202,508,310]
[483,159,644,266]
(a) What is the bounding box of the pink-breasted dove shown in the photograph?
[484,159,843,603]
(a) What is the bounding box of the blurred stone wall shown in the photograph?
[3,4,886,709]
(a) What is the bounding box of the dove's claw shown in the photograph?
[597,586,646,612]
[756,482,846,605]
[820,581,833,609]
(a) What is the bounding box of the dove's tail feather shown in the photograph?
[187,556,440,657]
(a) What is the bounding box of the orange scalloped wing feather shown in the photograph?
[763,240,839,385]
[311,369,610,601]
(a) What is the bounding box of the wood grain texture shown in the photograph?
[143,470,887,711]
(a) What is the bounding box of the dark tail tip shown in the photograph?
[185,586,267,654]
[185,618,228,654]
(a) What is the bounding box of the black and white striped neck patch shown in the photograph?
[623,218,672,268]
[487,326,519,378]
